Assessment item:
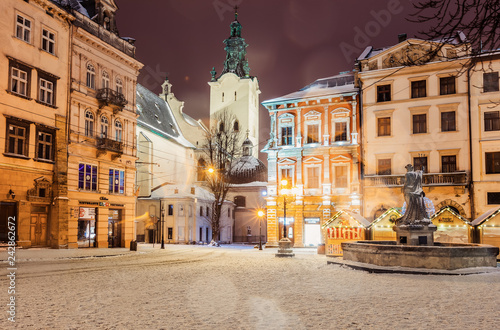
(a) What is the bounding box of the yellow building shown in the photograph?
[65,0,143,248]
[0,0,73,248]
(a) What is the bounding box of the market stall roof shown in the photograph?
[431,206,471,225]
[322,210,370,229]
[367,208,402,229]
[471,207,500,226]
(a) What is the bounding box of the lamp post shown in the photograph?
[257,210,265,250]
[161,203,165,249]
[276,179,295,257]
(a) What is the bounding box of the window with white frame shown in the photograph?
[78,163,98,191]
[279,114,295,146]
[109,169,125,194]
[84,110,94,137]
[115,119,122,141]
[116,77,123,94]
[39,78,54,105]
[306,123,320,144]
[16,15,31,43]
[86,63,95,89]
[41,29,55,54]
[335,165,348,188]
[305,166,320,189]
[102,71,110,89]
[10,67,28,96]
[100,116,109,138]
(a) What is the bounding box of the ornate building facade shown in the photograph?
[0,0,73,248]
[262,73,361,248]
[65,0,143,248]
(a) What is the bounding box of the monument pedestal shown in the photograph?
[275,238,295,257]
[393,224,437,246]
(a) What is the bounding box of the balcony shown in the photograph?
[96,88,127,112]
[364,172,468,187]
[97,137,123,159]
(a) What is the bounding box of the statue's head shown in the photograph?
[405,164,414,171]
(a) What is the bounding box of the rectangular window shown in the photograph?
[442,155,457,173]
[168,204,174,216]
[6,120,29,157]
[377,85,391,102]
[484,111,500,132]
[334,122,347,142]
[487,192,500,205]
[16,15,31,43]
[41,29,55,54]
[414,156,428,173]
[486,152,500,174]
[377,159,391,175]
[335,166,348,188]
[483,72,499,92]
[78,163,97,191]
[377,117,391,136]
[39,78,54,105]
[108,169,125,194]
[36,130,53,160]
[306,167,319,189]
[441,111,456,132]
[440,77,456,95]
[281,126,293,145]
[413,114,427,134]
[306,124,319,143]
[281,168,293,185]
[11,67,28,96]
[411,80,426,98]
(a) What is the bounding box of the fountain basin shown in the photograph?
[341,241,499,270]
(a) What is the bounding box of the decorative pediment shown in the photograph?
[278,158,296,165]
[330,155,351,162]
[303,156,323,164]
[27,176,52,203]
[304,110,321,118]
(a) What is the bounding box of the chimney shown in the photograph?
[398,33,407,43]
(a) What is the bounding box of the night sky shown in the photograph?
[116,0,430,153]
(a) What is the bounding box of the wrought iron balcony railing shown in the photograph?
[364,171,468,187]
[96,88,127,111]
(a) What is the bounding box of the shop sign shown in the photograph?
[79,207,95,220]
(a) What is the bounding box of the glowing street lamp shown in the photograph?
[257,209,265,250]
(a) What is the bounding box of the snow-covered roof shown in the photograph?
[262,73,357,105]
[136,84,195,149]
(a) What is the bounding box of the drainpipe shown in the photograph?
[467,65,476,235]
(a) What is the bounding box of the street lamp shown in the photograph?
[257,209,265,250]
[161,203,165,249]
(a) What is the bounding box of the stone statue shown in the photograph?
[397,164,431,226]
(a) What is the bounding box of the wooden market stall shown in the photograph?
[471,207,500,255]
[322,210,370,256]
[431,207,472,244]
[367,208,402,241]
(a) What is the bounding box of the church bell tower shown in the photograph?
[208,7,261,158]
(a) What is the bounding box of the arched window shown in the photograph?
[101,116,109,138]
[233,120,239,132]
[102,71,110,89]
[115,120,122,141]
[84,110,94,137]
[116,77,123,94]
[86,63,95,89]
[219,121,225,132]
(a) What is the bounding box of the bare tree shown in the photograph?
[410,0,500,70]
[200,110,243,242]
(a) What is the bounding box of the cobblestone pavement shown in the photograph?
[1,245,499,329]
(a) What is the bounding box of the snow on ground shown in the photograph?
[1,245,500,329]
